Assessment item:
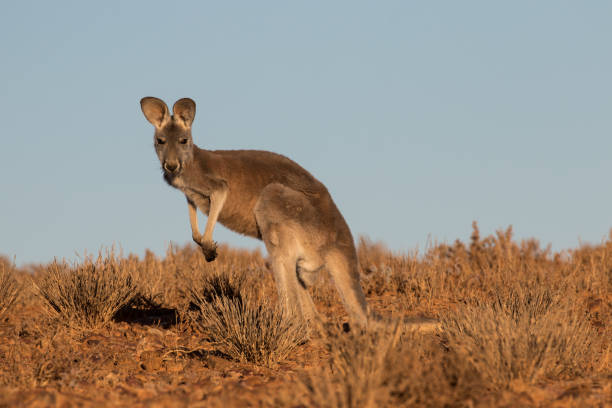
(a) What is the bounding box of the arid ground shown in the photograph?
[0,223,610,407]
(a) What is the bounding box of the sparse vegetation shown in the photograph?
[0,224,609,407]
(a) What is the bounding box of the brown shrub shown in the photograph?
[443,286,596,389]
[297,325,401,408]
[34,253,136,329]
[127,249,169,307]
[186,266,306,367]
[181,263,247,310]
[294,323,481,408]
[195,293,307,368]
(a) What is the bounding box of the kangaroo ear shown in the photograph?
[140,97,170,128]
[173,98,196,128]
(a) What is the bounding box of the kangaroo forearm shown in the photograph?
[202,186,228,242]
[187,198,201,239]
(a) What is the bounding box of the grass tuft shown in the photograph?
[183,266,246,309]
[295,323,480,408]
[34,253,136,329]
[443,286,595,389]
[188,268,307,367]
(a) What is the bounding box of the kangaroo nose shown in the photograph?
[164,161,179,173]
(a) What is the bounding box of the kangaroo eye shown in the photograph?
[180,138,188,145]
[157,138,166,145]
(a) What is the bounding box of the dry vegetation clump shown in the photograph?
[187,266,307,367]
[296,324,402,408]
[292,323,481,408]
[443,286,596,390]
[0,258,19,320]
[126,249,169,308]
[195,293,307,368]
[33,253,137,329]
[181,261,247,309]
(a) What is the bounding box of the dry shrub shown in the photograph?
[127,249,169,307]
[197,294,307,367]
[0,259,19,320]
[34,253,136,329]
[182,264,247,309]
[188,267,306,367]
[294,323,480,408]
[443,286,596,389]
[297,326,397,408]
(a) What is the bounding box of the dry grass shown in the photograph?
[0,258,19,320]
[33,253,137,329]
[0,223,610,407]
[186,267,307,367]
[194,294,307,367]
[288,322,481,408]
[443,286,595,389]
[296,324,402,408]
[181,262,247,309]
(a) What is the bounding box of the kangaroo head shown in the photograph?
[140,97,196,176]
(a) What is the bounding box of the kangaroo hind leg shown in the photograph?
[325,249,369,328]
[255,183,323,324]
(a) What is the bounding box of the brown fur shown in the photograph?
[140,97,369,326]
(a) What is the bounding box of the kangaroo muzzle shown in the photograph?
[163,160,180,174]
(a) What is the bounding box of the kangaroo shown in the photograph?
[140,97,369,326]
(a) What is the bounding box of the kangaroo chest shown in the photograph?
[168,172,259,238]
[170,176,211,215]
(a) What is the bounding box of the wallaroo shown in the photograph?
[140,97,369,327]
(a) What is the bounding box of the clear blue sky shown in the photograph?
[1,1,611,265]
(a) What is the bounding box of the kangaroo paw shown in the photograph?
[201,241,218,262]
